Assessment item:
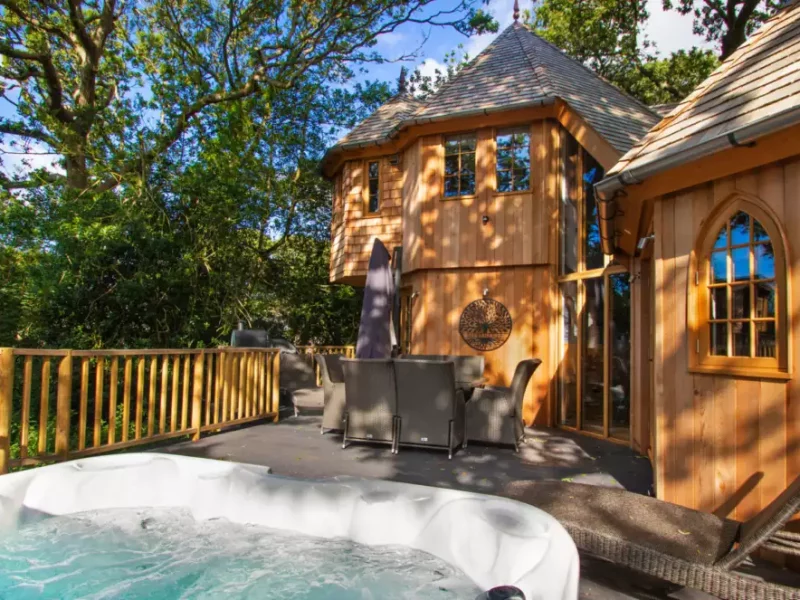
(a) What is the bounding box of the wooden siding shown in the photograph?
[404,266,553,426]
[400,120,560,276]
[330,158,403,284]
[652,156,800,528]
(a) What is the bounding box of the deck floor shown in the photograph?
[160,414,714,600]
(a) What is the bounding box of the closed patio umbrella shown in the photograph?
[355,238,396,358]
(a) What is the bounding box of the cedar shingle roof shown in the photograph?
[327,22,659,158]
[605,0,800,179]
[335,93,425,147]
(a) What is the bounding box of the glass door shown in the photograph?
[555,132,631,442]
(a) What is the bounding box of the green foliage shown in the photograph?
[407,48,472,97]
[529,0,649,85]
[662,0,781,58]
[620,48,720,106]
[527,0,719,105]
[0,0,495,192]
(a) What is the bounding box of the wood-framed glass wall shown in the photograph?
[556,132,631,442]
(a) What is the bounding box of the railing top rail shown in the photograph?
[7,347,281,357]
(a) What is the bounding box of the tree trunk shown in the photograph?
[65,149,89,190]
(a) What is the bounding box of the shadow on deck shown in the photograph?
[160,415,717,600]
[161,414,653,496]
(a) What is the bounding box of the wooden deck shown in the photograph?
[155,414,722,600]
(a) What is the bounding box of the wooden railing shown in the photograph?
[296,345,355,385]
[0,348,281,474]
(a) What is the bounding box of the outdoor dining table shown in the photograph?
[456,377,488,399]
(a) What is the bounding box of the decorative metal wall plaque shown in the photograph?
[459,298,512,351]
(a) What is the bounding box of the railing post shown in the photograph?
[55,351,72,458]
[192,351,204,441]
[0,349,14,474]
[271,351,280,423]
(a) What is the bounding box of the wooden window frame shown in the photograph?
[495,127,531,193]
[442,132,477,200]
[363,159,381,216]
[689,195,790,380]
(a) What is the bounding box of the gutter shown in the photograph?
[596,104,800,199]
[321,96,557,175]
[594,104,800,256]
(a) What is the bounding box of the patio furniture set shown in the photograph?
[314,353,541,459]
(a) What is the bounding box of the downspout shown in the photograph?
[595,104,800,254]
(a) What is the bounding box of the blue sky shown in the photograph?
[2,0,712,177]
[363,0,714,90]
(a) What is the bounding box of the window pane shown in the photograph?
[368,161,379,179]
[710,287,727,319]
[496,134,512,150]
[730,212,750,246]
[711,251,727,283]
[754,281,776,317]
[581,277,604,434]
[583,152,604,271]
[513,145,529,165]
[756,321,776,358]
[444,138,460,155]
[710,323,728,356]
[513,167,530,191]
[732,285,750,319]
[558,281,578,428]
[753,219,769,242]
[497,170,512,193]
[609,273,631,441]
[732,321,750,356]
[559,134,579,276]
[444,176,459,197]
[512,132,529,146]
[460,135,477,152]
[754,242,775,279]
[713,225,727,249]
[369,179,379,200]
[731,246,750,281]
[460,166,475,196]
[369,194,379,213]
[496,149,513,172]
[444,155,459,177]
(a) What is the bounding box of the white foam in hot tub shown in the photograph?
[0,453,579,599]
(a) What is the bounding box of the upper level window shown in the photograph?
[364,160,380,214]
[691,199,788,378]
[444,133,476,198]
[496,128,530,192]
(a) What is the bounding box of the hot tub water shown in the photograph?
[0,507,480,599]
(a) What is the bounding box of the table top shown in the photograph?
[456,377,488,390]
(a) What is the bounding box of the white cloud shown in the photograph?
[416,57,447,81]
[378,31,406,49]
[644,0,714,55]
[0,139,64,181]
[463,0,516,59]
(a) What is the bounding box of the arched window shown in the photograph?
[690,197,789,378]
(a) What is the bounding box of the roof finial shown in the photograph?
[513,0,520,22]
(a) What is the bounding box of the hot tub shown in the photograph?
[0,454,578,599]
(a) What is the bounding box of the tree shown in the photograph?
[662,0,782,59]
[0,0,496,193]
[529,0,648,86]
[526,0,719,105]
[620,48,719,106]
[406,47,472,97]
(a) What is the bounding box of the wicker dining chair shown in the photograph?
[315,354,346,434]
[506,478,800,600]
[394,359,465,459]
[340,358,398,452]
[465,358,541,451]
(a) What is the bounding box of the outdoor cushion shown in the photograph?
[505,480,740,566]
[291,388,324,411]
